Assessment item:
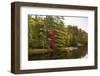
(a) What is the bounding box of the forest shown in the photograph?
[28,15,88,60]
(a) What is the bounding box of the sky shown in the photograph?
[63,16,88,32]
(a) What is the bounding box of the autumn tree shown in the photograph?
[28,15,88,49]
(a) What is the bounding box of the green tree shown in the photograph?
[78,29,88,45]
[28,15,48,49]
[65,25,78,46]
[28,15,88,49]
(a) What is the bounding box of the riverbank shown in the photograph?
[29,47,78,55]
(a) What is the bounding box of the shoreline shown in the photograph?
[29,46,80,55]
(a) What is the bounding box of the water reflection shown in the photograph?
[29,46,88,60]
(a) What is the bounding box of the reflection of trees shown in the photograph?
[28,15,88,49]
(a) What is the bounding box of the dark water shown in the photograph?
[68,46,88,59]
[28,46,88,60]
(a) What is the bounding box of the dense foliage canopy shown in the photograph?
[28,15,88,49]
